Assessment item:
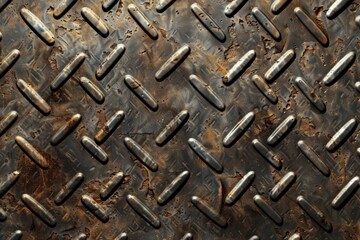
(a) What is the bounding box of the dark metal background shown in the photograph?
[0,0,359,239]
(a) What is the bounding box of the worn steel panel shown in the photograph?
[0,0,359,239]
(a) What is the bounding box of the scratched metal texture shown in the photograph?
[0,0,359,239]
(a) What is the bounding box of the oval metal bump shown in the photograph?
[81,195,109,223]
[54,0,78,19]
[223,112,255,147]
[294,7,329,47]
[81,7,109,37]
[0,49,20,78]
[252,75,278,104]
[267,115,296,146]
[225,171,255,205]
[249,236,260,240]
[156,0,177,13]
[223,50,256,85]
[0,207,7,221]
[155,45,191,81]
[180,233,193,240]
[102,0,118,12]
[0,110,18,137]
[157,170,190,205]
[51,52,87,91]
[96,44,125,80]
[100,171,124,200]
[295,77,326,113]
[224,0,248,17]
[252,139,282,169]
[81,136,108,164]
[356,15,360,28]
[114,232,128,240]
[51,114,82,146]
[325,118,357,152]
[191,3,226,42]
[8,230,23,240]
[322,51,356,86]
[0,170,20,198]
[16,79,51,116]
[270,171,296,201]
[155,110,189,146]
[15,136,49,169]
[21,194,57,227]
[80,77,105,104]
[296,196,332,232]
[189,75,225,111]
[124,137,158,171]
[271,0,292,14]
[297,140,330,176]
[289,233,301,240]
[191,196,227,227]
[20,8,55,46]
[95,110,124,144]
[126,194,161,228]
[355,81,360,92]
[327,0,353,19]
[75,233,87,240]
[252,7,281,41]
[253,195,283,225]
[54,172,84,205]
[128,4,158,39]
[188,138,223,173]
[264,49,296,82]
[331,176,360,210]
[124,75,158,111]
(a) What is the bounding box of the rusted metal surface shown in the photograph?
[0,0,359,239]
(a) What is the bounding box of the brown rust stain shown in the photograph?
[95,109,108,132]
[298,117,317,137]
[16,149,63,199]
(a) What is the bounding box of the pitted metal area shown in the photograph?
[0,0,359,239]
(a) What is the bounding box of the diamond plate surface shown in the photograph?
[0,0,359,239]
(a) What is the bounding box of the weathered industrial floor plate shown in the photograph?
[0,0,359,239]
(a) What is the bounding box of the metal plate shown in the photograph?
[0,0,359,239]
